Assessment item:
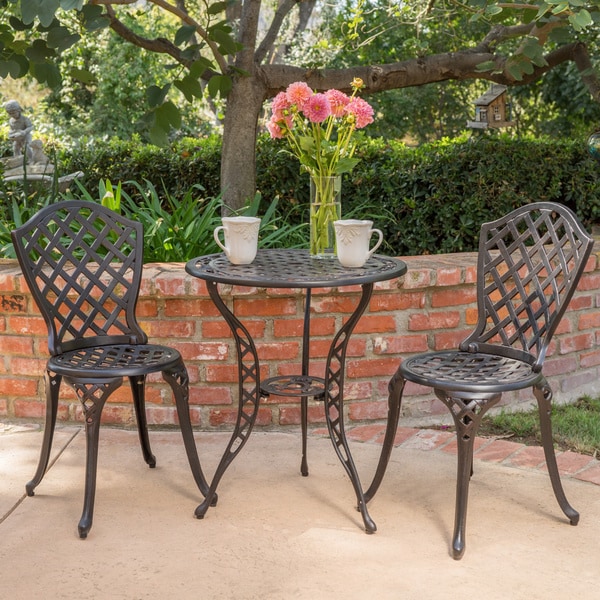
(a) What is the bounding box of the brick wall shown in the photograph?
[1,250,599,429]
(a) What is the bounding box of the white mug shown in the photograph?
[334,219,383,268]
[214,216,261,265]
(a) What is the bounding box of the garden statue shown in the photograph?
[4,100,33,160]
[1,100,83,190]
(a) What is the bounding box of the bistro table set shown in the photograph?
[10,200,593,559]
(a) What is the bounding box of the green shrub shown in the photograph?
[8,134,599,257]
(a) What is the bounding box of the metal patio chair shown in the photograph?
[366,202,594,559]
[11,200,209,538]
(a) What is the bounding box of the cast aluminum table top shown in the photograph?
[185,248,407,288]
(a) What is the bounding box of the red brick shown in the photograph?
[580,349,600,368]
[433,330,470,350]
[346,314,396,334]
[431,288,477,308]
[408,311,460,331]
[348,400,388,421]
[0,294,27,313]
[347,357,400,378]
[559,333,594,354]
[436,267,462,286]
[504,445,546,469]
[578,311,600,331]
[0,335,34,355]
[1,377,39,396]
[346,424,387,442]
[209,406,272,427]
[311,296,360,314]
[279,404,325,425]
[10,357,47,376]
[234,297,296,317]
[144,319,195,339]
[543,356,577,377]
[372,334,428,355]
[189,385,232,406]
[135,298,158,317]
[155,271,188,296]
[8,315,47,336]
[165,298,220,317]
[14,399,69,420]
[256,342,299,360]
[369,292,425,311]
[474,439,523,462]
[176,341,229,361]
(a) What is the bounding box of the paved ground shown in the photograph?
[1,422,599,599]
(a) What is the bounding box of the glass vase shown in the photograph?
[309,175,341,258]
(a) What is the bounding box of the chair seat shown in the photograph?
[400,351,543,394]
[48,344,183,379]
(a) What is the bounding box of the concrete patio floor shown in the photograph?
[1,422,599,599]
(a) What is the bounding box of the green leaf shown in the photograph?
[156,101,182,129]
[32,61,61,87]
[189,57,214,77]
[207,2,228,15]
[174,24,197,47]
[60,0,84,8]
[175,76,204,102]
[210,29,241,55]
[507,62,524,81]
[207,74,232,99]
[475,60,496,73]
[147,84,171,108]
[25,39,55,62]
[148,123,169,147]
[9,17,31,31]
[81,4,110,31]
[21,0,60,27]
[67,67,94,84]
[569,9,593,31]
[47,26,80,52]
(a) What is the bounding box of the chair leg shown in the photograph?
[364,368,404,503]
[300,394,309,476]
[534,382,579,525]
[26,370,61,496]
[163,363,210,498]
[437,390,500,560]
[129,375,156,468]
[71,378,121,539]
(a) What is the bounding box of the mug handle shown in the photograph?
[367,229,384,259]
[213,226,228,254]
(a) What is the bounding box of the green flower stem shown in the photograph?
[310,175,341,256]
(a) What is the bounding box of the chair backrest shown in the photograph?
[11,200,147,355]
[460,202,594,370]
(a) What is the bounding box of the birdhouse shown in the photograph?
[467,84,515,130]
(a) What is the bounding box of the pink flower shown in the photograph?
[303,93,331,123]
[345,97,374,129]
[325,89,350,117]
[286,82,313,109]
[266,118,285,139]
[271,91,290,114]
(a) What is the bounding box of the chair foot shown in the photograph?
[452,537,465,560]
[25,482,36,497]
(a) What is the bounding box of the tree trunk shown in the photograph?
[220,75,267,213]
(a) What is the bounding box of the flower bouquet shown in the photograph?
[267,78,374,256]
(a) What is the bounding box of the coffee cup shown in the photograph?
[334,219,383,268]
[214,216,261,265]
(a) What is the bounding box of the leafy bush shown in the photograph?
[4,134,598,258]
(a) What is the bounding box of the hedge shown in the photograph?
[63,135,600,256]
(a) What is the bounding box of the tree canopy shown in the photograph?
[2,1,599,209]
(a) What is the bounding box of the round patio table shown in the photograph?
[186,248,407,532]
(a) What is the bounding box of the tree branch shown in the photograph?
[91,0,229,73]
[255,0,298,64]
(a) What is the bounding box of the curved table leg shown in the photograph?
[323,282,377,533]
[195,281,261,519]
